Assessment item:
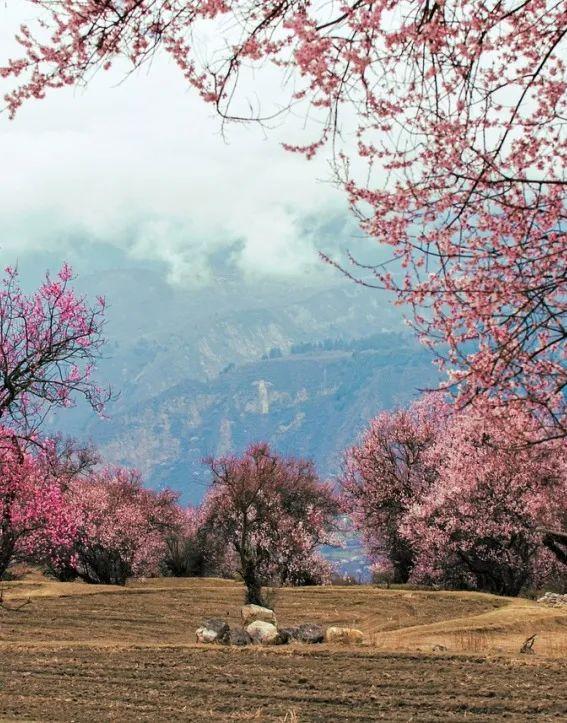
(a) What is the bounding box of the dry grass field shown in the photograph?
[1,574,566,721]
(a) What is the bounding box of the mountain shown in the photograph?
[48,268,438,503]
[72,268,404,403]
[55,335,438,504]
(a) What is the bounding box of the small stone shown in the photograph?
[291,623,325,644]
[246,620,279,645]
[241,604,277,627]
[196,626,217,644]
[195,618,229,644]
[537,592,567,607]
[226,626,252,646]
[324,626,364,645]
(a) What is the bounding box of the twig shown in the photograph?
[0,587,32,612]
[520,634,537,655]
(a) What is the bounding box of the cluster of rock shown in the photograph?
[537,592,567,608]
[195,604,364,647]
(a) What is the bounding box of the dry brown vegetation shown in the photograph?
[1,574,566,721]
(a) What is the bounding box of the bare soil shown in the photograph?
[1,576,566,721]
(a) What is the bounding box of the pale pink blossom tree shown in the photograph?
[404,409,567,595]
[203,442,339,605]
[1,2,565,441]
[344,398,566,591]
[51,467,182,585]
[341,395,448,582]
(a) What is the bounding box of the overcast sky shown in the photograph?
[0,5,366,287]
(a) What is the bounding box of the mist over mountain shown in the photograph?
[50,267,438,508]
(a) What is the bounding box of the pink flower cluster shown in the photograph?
[52,467,183,584]
[0,430,77,578]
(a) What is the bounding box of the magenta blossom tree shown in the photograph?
[1,2,565,442]
[341,395,447,582]
[203,442,340,605]
[0,430,76,579]
[0,265,109,438]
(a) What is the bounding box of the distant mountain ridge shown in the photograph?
[56,336,437,504]
[48,268,438,505]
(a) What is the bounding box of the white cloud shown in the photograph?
[0,6,349,284]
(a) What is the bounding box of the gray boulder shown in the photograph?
[226,626,252,646]
[286,623,325,644]
[275,629,291,645]
[278,628,296,642]
[195,618,229,644]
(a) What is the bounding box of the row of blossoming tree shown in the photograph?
[0,265,565,601]
[0,290,337,595]
[0,266,338,599]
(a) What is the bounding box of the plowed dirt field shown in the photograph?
[1,576,566,721]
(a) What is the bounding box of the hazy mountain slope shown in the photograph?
[75,269,403,408]
[69,337,438,503]
[47,268,439,515]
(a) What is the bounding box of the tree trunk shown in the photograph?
[391,537,414,584]
[0,537,15,580]
[542,529,567,566]
[241,556,265,606]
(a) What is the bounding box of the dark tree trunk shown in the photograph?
[390,537,414,584]
[457,550,528,597]
[0,537,15,580]
[542,529,567,566]
[241,556,266,606]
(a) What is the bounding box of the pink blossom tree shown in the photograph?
[2,2,565,442]
[0,264,111,580]
[404,409,567,595]
[0,431,76,579]
[0,265,109,438]
[341,395,447,582]
[52,467,182,585]
[203,442,339,605]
